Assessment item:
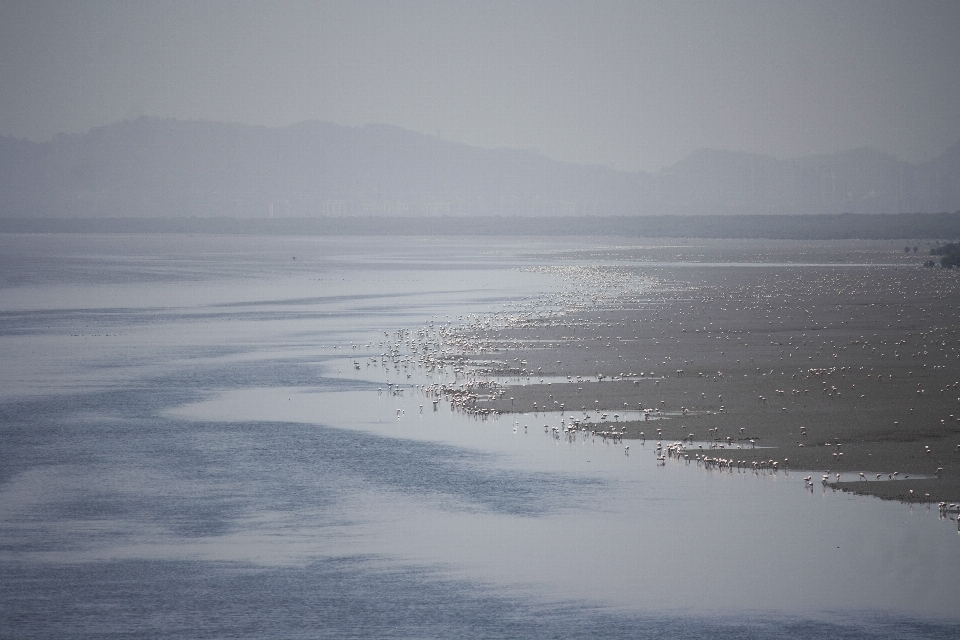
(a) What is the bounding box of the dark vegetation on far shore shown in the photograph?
[930,242,960,268]
[2,211,960,240]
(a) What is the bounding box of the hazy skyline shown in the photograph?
[2,1,959,173]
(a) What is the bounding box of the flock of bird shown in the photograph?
[350,250,959,514]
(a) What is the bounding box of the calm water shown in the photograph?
[1,234,958,639]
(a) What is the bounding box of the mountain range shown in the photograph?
[1,117,958,218]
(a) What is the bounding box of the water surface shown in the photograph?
[1,234,958,638]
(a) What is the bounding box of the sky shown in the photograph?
[1,0,959,173]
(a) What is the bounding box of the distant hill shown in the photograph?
[1,117,958,218]
[654,146,960,215]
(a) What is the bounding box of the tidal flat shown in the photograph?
[434,240,960,504]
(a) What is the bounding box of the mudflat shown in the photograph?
[448,240,960,503]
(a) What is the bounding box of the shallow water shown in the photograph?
[1,234,958,638]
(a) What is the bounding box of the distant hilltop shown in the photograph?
[1,117,958,218]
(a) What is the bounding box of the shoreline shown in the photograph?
[437,241,960,504]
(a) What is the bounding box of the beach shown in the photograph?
[441,240,960,503]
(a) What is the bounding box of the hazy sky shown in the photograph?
[2,1,959,172]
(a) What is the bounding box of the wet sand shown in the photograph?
[446,240,960,503]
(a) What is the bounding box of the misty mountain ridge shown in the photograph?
[1,117,958,218]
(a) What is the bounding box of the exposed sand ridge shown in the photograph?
[412,240,960,507]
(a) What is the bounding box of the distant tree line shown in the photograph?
[2,211,960,240]
[929,242,960,268]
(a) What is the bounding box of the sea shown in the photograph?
[1,233,958,639]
